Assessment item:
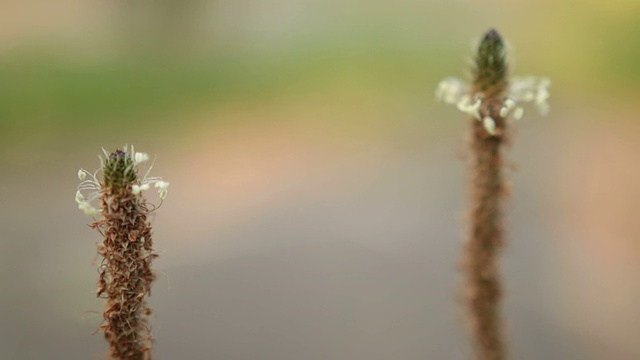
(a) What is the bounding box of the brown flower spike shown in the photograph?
[436,30,550,360]
[76,146,169,360]
[464,29,508,360]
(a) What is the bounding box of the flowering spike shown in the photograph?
[434,29,553,360]
[75,146,169,359]
[435,30,550,134]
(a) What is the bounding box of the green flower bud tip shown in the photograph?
[474,29,507,94]
[103,149,137,192]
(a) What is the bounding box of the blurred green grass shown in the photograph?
[2,0,640,148]
[0,43,452,131]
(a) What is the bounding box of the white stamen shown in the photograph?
[77,146,170,217]
[134,152,149,165]
[131,183,150,195]
[513,107,524,120]
[504,98,515,110]
[75,191,85,204]
[483,117,496,135]
[436,77,469,105]
[154,181,169,190]
[436,47,549,131]
[456,95,482,120]
[78,201,98,217]
[159,189,168,200]
[539,77,551,88]
[154,181,169,200]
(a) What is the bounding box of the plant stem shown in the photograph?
[464,29,508,360]
[93,150,157,360]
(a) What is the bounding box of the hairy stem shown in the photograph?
[93,150,157,360]
[463,28,508,360]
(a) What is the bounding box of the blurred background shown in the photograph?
[1,0,639,359]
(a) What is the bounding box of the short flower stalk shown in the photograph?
[76,146,169,360]
[437,30,550,360]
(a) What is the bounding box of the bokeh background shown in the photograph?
[1,0,640,359]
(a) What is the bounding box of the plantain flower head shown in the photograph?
[436,29,550,136]
[74,145,170,217]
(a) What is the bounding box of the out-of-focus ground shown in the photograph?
[1,1,640,359]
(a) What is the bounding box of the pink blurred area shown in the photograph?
[1,0,640,359]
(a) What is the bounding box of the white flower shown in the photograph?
[75,168,101,216]
[75,190,85,204]
[78,201,98,217]
[436,74,550,135]
[76,146,170,217]
[513,107,524,120]
[154,181,169,190]
[154,181,169,200]
[509,76,551,116]
[483,117,496,135]
[131,183,150,195]
[158,189,168,200]
[134,152,149,165]
[436,77,469,105]
[499,98,516,117]
[456,95,482,120]
[534,84,550,115]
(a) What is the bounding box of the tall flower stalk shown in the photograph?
[76,146,169,360]
[436,30,550,360]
